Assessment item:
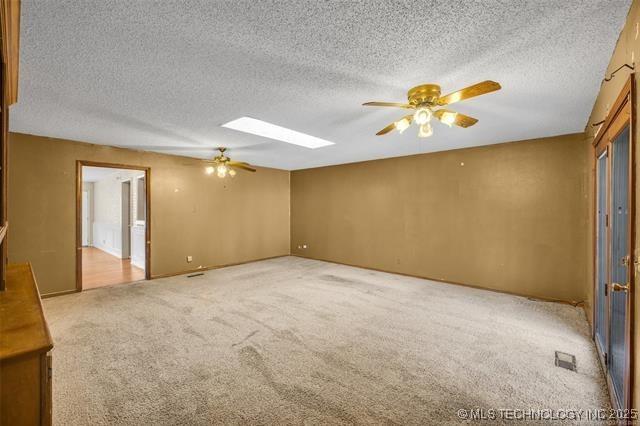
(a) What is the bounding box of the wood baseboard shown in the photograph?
[150,254,290,280]
[291,254,583,307]
[41,254,583,308]
[41,255,290,298]
[41,289,79,299]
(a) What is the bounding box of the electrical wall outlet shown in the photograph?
[186,255,193,263]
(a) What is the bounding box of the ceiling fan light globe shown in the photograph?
[413,107,432,125]
[441,111,457,127]
[418,123,433,138]
[205,166,215,175]
[229,169,236,177]
[395,118,411,134]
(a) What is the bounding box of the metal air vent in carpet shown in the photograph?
[555,351,576,371]
[187,272,204,278]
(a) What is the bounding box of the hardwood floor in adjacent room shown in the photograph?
[82,247,144,289]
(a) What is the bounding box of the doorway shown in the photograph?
[592,76,634,410]
[76,161,151,290]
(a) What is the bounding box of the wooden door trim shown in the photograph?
[628,73,636,412]
[593,147,609,356]
[75,160,151,291]
[594,77,633,149]
[0,0,20,106]
[591,74,635,411]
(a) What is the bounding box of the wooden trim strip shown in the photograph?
[40,289,78,299]
[75,161,81,291]
[76,160,152,291]
[629,73,636,412]
[291,255,582,306]
[43,255,291,296]
[590,74,635,411]
[145,167,151,280]
[594,78,632,148]
[77,160,150,171]
[0,0,20,105]
[0,221,8,245]
[150,255,289,280]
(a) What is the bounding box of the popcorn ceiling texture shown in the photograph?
[13,0,630,170]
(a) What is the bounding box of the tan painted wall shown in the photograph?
[584,0,640,409]
[291,133,589,302]
[8,132,291,295]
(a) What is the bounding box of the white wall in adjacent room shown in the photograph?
[88,168,145,264]
[81,182,94,246]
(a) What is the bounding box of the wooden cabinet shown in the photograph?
[0,3,32,421]
[0,263,53,425]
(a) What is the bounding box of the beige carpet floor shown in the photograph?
[43,256,609,425]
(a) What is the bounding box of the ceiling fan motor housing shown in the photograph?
[408,84,441,106]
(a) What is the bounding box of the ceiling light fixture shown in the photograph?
[418,123,433,138]
[363,80,501,138]
[221,117,335,149]
[395,117,411,134]
[203,147,256,179]
[413,107,432,125]
[216,164,228,178]
[440,111,457,127]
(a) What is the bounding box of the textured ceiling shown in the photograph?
[12,0,630,170]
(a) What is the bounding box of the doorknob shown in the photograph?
[611,282,630,292]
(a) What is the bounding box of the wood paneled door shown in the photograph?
[592,75,635,411]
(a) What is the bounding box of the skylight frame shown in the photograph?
[221,117,335,149]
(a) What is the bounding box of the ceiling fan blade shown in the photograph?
[376,114,414,136]
[228,161,256,172]
[376,122,397,136]
[433,109,478,128]
[437,80,501,106]
[228,160,252,167]
[363,101,414,109]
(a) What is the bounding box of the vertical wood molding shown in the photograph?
[76,161,152,290]
[0,0,20,105]
[590,74,635,411]
[75,162,82,291]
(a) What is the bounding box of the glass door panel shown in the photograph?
[594,151,607,352]
[608,124,630,406]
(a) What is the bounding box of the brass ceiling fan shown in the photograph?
[204,147,256,178]
[363,80,501,138]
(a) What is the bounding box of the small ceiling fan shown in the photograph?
[363,80,501,138]
[204,147,256,178]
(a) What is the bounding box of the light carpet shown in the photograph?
[43,256,609,424]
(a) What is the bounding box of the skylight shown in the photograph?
[221,117,335,149]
